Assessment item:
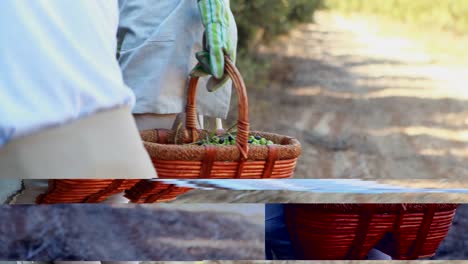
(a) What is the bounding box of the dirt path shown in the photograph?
[247,12,468,179]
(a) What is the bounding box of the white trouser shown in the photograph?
[8,114,180,204]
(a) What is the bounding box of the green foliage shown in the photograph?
[324,0,468,34]
[235,49,272,88]
[231,0,323,50]
[230,0,322,89]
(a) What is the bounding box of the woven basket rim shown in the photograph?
[141,130,301,161]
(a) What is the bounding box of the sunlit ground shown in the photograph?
[248,11,468,179]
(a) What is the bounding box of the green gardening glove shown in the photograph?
[191,0,235,92]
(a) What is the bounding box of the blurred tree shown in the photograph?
[231,0,323,52]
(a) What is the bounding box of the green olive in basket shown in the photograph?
[193,134,276,146]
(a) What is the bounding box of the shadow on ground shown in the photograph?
[231,12,468,179]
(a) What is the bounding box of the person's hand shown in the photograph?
[191,0,235,92]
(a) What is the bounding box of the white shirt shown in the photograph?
[117,0,236,118]
[0,0,135,147]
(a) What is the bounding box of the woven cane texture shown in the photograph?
[284,204,457,260]
[36,180,190,204]
[141,130,301,161]
[36,179,139,204]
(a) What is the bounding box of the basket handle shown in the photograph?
[185,56,249,160]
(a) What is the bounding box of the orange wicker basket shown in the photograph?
[284,204,458,260]
[141,57,301,179]
[35,179,189,204]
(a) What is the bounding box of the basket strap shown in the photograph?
[124,180,153,202]
[346,204,375,259]
[392,204,407,258]
[144,183,177,203]
[262,145,279,178]
[284,205,306,260]
[83,180,126,203]
[407,204,437,259]
[235,159,246,178]
[200,145,217,177]
[35,179,57,204]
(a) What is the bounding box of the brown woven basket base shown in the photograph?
[285,204,457,260]
[153,159,297,178]
[36,180,140,204]
[35,180,191,204]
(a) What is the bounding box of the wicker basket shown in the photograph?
[141,57,301,179]
[284,204,458,260]
[35,180,190,204]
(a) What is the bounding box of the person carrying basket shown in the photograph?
[1,0,238,204]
